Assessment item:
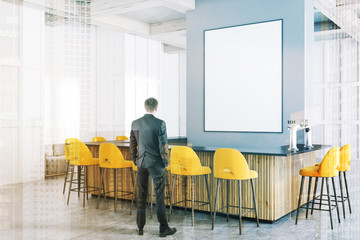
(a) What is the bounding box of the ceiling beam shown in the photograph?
[162,0,195,14]
[150,18,186,35]
[91,0,163,17]
[92,15,150,36]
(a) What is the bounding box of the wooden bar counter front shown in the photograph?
[85,141,329,222]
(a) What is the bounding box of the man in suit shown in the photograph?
[130,97,176,237]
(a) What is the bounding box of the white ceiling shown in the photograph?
[21,0,194,49]
[15,0,360,49]
[90,0,194,49]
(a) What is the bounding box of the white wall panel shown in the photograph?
[125,33,135,76]
[113,31,124,77]
[148,39,159,80]
[96,27,125,139]
[0,128,20,185]
[22,68,42,120]
[98,81,112,121]
[0,1,19,61]
[22,127,41,182]
[135,36,148,78]
[160,53,180,137]
[23,7,42,66]
[114,80,125,121]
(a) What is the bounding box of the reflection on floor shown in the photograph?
[1,165,360,240]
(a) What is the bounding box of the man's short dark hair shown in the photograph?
[144,97,158,112]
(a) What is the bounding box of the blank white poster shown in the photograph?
[204,20,282,132]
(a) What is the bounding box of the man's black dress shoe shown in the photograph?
[159,227,177,238]
[136,229,143,235]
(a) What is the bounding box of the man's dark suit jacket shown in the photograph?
[130,114,168,169]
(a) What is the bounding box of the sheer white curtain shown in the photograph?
[312,15,359,161]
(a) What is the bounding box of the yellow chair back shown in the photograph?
[319,147,340,177]
[170,146,203,175]
[339,144,351,172]
[116,136,129,141]
[93,137,107,142]
[65,138,81,160]
[214,148,250,180]
[69,141,95,166]
[99,143,131,169]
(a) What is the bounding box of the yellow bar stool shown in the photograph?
[63,138,81,195]
[295,147,341,229]
[67,141,99,207]
[338,144,352,217]
[129,164,172,219]
[93,137,107,142]
[212,148,259,235]
[168,146,212,226]
[116,136,129,141]
[96,143,135,213]
[311,144,352,219]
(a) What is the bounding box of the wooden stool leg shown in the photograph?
[130,171,137,215]
[184,176,187,215]
[226,180,230,222]
[205,175,212,218]
[343,172,352,213]
[67,165,74,205]
[191,176,195,226]
[211,178,220,230]
[97,167,104,209]
[332,177,340,223]
[168,174,177,222]
[114,169,118,213]
[238,180,242,235]
[295,176,305,225]
[103,169,106,200]
[319,178,325,210]
[325,178,334,230]
[338,172,346,218]
[86,167,89,200]
[78,166,81,197]
[83,166,86,207]
[63,160,69,194]
[311,177,319,215]
[305,177,312,218]
[250,179,259,227]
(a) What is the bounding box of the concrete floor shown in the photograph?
[1,169,360,240]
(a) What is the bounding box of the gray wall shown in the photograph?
[186,0,314,148]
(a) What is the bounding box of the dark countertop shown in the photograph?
[191,144,331,156]
[85,140,330,157]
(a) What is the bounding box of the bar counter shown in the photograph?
[85,140,329,222]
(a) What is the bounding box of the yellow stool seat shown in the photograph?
[295,147,341,230]
[116,136,129,141]
[99,143,133,169]
[315,144,350,172]
[63,138,81,195]
[212,148,259,235]
[97,143,135,213]
[67,140,99,207]
[339,144,351,172]
[300,166,321,177]
[168,146,212,226]
[219,169,258,180]
[171,165,211,176]
[93,137,107,142]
